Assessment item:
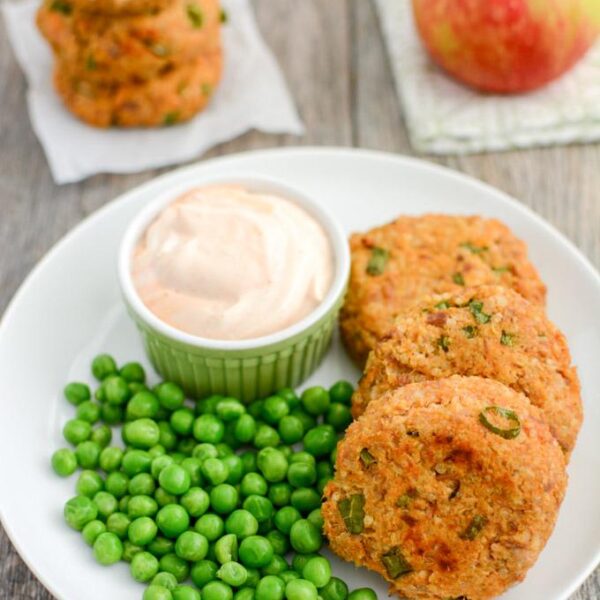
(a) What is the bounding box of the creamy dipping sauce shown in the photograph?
[132,184,334,340]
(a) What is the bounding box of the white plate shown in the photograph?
[0,148,599,600]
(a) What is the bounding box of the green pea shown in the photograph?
[194,414,225,443]
[170,408,195,435]
[234,589,255,600]
[287,462,316,488]
[320,577,348,600]
[222,454,244,484]
[274,506,301,535]
[144,585,173,600]
[257,448,288,482]
[152,455,175,479]
[247,400,264,419]
[159,552,190,582]
[128,516,157,545]
[156,504,190,538]
[307,508,323,531]
[99,446,123,472]
[173,531,208,562]
[301,387,330,416]
[234,414,257,443]
[172,585,201,600]
[285,579,318,600]
[302,557,331,588]
[120,361,146,383]
[238,536,274,568]
[216,398,246,421]
[82,519,106,546]
[202,457,230,485]
[265,530,289,555]
[268,483,293,507]
[124,418,160,449]
[243,495,274,523]
[303,426,337,457]
[328,381,353,405]
[156,382,185,410]
[278,416,305,445]
[245,568,261,587]
[64,382,91,406]
[153,571,179,590]
[122,449,152,476]
[127,391,160,420]
[63,418,92,445]
[90,424,112,448]
[255,576,285,600]
[105,472,129,498]
[158,422,178,450]
[226,509,259,539]
[277,387,300,408]
[93,532,123,565]
[148,537,174,557]
[211,484,239,514]
[191,559,219,587]
[51,448,78,477]
[280,571,300,584]
[159,464,191,495]
[290,409,317,433]
[216,560,248,586]
[180,487,210,517]
[101,403,124,425]
[106,512,131,539]
[262,554,288,576]
[149,444,166,458]
[76,400,101,423]
[93,491,118,519]
[261,396,290,425]
[202,581,233,600]
[291,488,321,514]
[195,514,225,541]
[253,424,280,449]
[123,540,143,562]
[215,533,238,564]
[292,554,318,574]
[347,589,377,600]
[103,375,131,406]
[129,472,156,496]
[240,473,268,497]
[197,394,223,415]
[75,440,101,469]
[290,520,322,554]
[76,470,104,497]
[131,551,159,582]
[326,403,352,432]
[92,354,118,380]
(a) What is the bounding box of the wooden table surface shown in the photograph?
[1,1,599,598]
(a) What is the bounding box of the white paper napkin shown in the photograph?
[374,0,600,154]
[1,0,304,183]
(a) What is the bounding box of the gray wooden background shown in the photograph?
[1,0,599,598]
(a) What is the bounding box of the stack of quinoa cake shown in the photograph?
[36,0,223,127]
[324,215,582,600]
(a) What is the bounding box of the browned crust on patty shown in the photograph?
[339,215,547,367]
[324,376,567,600]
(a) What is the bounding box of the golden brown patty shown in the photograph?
[323,376,567,600]
[53,50,222,127]
[340,214,546,367]
[37,0,221,84]
[46,0,173,17]
[354,285,581,455]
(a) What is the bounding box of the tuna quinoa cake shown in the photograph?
[67,0,174,16]
[53,50,222,127]
[37,0,221,84]
[339,214,546,367]
[323,376,567,600]
[353,284,582,456]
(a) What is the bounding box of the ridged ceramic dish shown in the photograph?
[118,176,350,401]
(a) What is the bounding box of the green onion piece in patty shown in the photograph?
[435,300,451,309]
[381,547,413,578]
[462,325,478,339]
[500,331,516,346]
[438,336,451,352]
[163,111,180,126]
[186,3,204,28]
[492,265,510,274]
[50,0,72,14]
[452,272,465,286]
[459,515,488,540]
[396,488,418,508]
[468,299,491,324]
[220,8,228,22]
[479,406,521,439]
[460,242,488,254]
[338,494,365,534]
[359,448,376,468]
[366,247,389,276]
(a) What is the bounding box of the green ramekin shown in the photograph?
[118,176,350,402]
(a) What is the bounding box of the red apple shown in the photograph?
[412,0,599,93]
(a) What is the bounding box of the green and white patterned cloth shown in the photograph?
[375,0,600,154]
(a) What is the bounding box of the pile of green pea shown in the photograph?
[51,354,377,600]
